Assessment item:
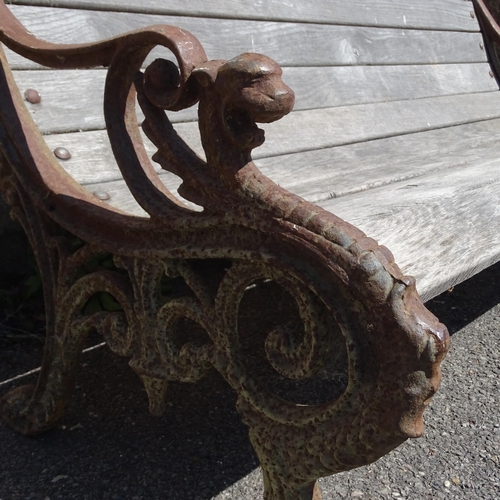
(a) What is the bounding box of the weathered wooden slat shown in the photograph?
[14,63,497,135]
[82,172,189,215]
[4,6,488,70]
[52,117,500,202]
[41,92,500,184]
[255,119,500,202]
[256,91,500,159]
[44,129,161,185]
[3,1,496,304]
[79,157,500,303]
[5,0,479,31]
[15,68,116,134]
[15,69,110,134]
[64,117,500,196]
[320,161,500,302]
[280,63,496,112]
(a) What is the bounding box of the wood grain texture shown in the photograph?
[40,91,500,185]
[79,144,500,302]
[320,161,500,302]
[13,63,497,134]
[82,171,187,217]
[3,0,500,303]
[5,0,480,31]
[65,117,500,200]
[4,6,488,70]
[280,63,496,111]
[254,91,500,159]
[255,119,500,202]
[14,69,110,134]
[43,129,161,185]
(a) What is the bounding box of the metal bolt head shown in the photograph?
[93,190,111,201]
[53,147,71,160]
[24,89,41,104]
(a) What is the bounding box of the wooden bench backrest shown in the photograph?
[3,0,500,300]
[6,0,495,133]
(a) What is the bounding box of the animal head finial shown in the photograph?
[193,53,295,152]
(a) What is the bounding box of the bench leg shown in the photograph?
[0,185,139,434]
[238,400,327,500]
[0,189,91,434]
[261,470,321,500]
[139,375,169,416]
[0,21,451,498]
[262,471,321,500]
[1,324,88,435]
[250,426,323,500]
[208,259,449,500]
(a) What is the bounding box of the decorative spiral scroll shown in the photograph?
[156,296,213,382]
[0,2,450,498]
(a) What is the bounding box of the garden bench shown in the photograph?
[1,0,499,498]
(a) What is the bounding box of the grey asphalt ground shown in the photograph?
[0,262,499,500]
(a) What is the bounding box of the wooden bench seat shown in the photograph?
[4,1,500,303]
[1,0,499,498]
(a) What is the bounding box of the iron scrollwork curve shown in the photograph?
[0,2,450,499]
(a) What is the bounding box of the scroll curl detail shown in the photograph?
[0,5,450,498]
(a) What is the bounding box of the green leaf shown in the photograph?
[99,292,122,312]
[24,274,42,299]
[83,295,102,315]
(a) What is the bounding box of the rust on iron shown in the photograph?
[0,1,450,499]
[24,88,41,104]
[473,0,500,82]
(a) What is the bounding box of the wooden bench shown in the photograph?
[1,0,499,498]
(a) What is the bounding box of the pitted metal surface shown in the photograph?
[0,2,450,498]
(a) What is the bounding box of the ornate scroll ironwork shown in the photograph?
[0,2,450,498]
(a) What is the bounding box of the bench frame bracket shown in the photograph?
[0,3,449,499]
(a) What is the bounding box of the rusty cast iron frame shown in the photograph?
[0,2,449,499]
[474,0,500,84]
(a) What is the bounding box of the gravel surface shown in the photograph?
[1,263,499,500]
